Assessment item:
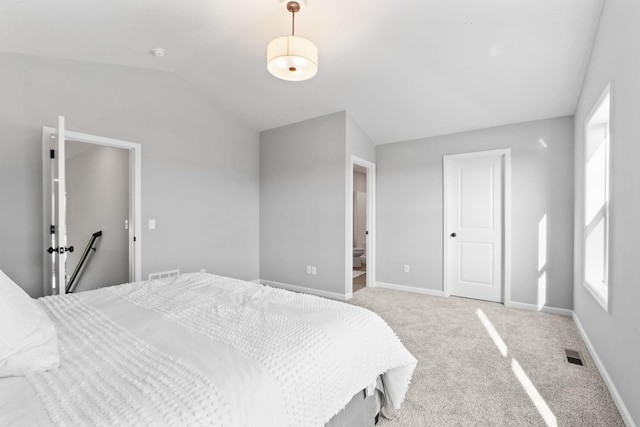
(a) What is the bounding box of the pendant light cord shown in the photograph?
[291,9,296,36]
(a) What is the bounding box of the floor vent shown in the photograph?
[148,269,180,280]
[565,349,584,366]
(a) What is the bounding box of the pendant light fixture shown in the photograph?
[267,1,318,81]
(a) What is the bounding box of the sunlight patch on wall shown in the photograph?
[537,272,547,310]
[538,214,547,271]
[537,214,548,310]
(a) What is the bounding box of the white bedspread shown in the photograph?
[0,273,416,426]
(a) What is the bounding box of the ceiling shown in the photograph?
[0,0,603,144]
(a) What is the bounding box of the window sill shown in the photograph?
[584,280,609,312]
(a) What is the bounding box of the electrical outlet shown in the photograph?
[311,266,317,275]
[403,264,410,273]
[148,219,156,229]
[306,265,312,274]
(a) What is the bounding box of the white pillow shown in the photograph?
[0,268,60,377]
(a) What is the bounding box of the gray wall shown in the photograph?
[66,143,129,291]
[259,111,376,297]
[0,52,259,297]
[573,0,640,423]
[346,114,376,164]
[376,117,575,309]
[260,112,347,294]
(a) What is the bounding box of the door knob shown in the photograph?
[47,246,74,254]
[450,233,457,238]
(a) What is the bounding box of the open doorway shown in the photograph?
[65,141,130,292]
[352,164,368,292]
[347,156,375,297]
[42,119,141,295]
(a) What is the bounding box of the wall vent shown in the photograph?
[565,349,584,366]
[148,269,180,280]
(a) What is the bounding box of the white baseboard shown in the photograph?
[573,313,637,427]
[505,301,573,317]
[375,281,444,297]
[372,284,572,317]
[259,279,348,301]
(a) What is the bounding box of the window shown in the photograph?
[584,84,611,311]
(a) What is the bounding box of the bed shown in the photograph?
[0,271,417,426]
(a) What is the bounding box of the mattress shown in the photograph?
[0,272,416,426]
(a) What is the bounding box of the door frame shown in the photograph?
[42,125,142,295]
[345,156,376,299]
[442,149,511,304]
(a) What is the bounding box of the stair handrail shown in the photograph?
[66,230,102,293]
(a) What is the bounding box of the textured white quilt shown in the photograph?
[0,273,416,426]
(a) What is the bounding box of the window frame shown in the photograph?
[583,83,612,312]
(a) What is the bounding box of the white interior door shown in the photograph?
[46,116,69,295]
[444,150,506,302]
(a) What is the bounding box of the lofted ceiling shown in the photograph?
[0,0,603,144]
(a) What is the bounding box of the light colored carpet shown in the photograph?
[349,287,624,427]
